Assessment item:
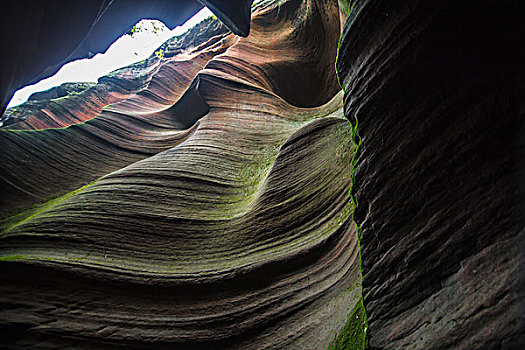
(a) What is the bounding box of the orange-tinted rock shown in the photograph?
[0,1,360,348]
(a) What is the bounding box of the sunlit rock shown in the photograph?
[0,1,360,348]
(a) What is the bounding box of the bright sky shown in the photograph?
[7,8,213,109]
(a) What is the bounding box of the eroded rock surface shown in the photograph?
[0,0,256,115]
[0,1,360,348]
[337,0,524,348]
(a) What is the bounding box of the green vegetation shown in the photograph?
[0,180,97,234]
[338,0,359,17]
[0,255,27,262]
[154,48,164,59]
[0,253,92,263]
[330,297,368,350]
[332,1,368,347]
[129,21,164,37]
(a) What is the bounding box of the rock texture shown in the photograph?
[0,0,255,116]
[337,0,524,349]
[1,1,361,348]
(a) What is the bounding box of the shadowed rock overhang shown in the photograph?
[0,0,255,116]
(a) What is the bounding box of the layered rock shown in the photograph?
[0,0,256,115]
[0,1,361,348]
[337,0,524,348]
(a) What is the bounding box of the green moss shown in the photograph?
[330,297,368,350]
[236,143,281,197]
[66,253,92,261]
[1,180,97,234]
[0,253,93,263]
[333,4,368,348]
[0,255,27,262]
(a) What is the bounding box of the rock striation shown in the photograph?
[0,0,255,116]
[337,0,524,348]
[1,1,361,348]
[3,0,521,347]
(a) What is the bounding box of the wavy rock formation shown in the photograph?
[1,0,361,348]
[0,0,255,115]
[337,0,524,348]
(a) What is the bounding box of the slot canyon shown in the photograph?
[0,0,522,348]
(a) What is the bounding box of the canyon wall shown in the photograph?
[337,0,523,348]
[1,0,523,348]
[0,1,362,348]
